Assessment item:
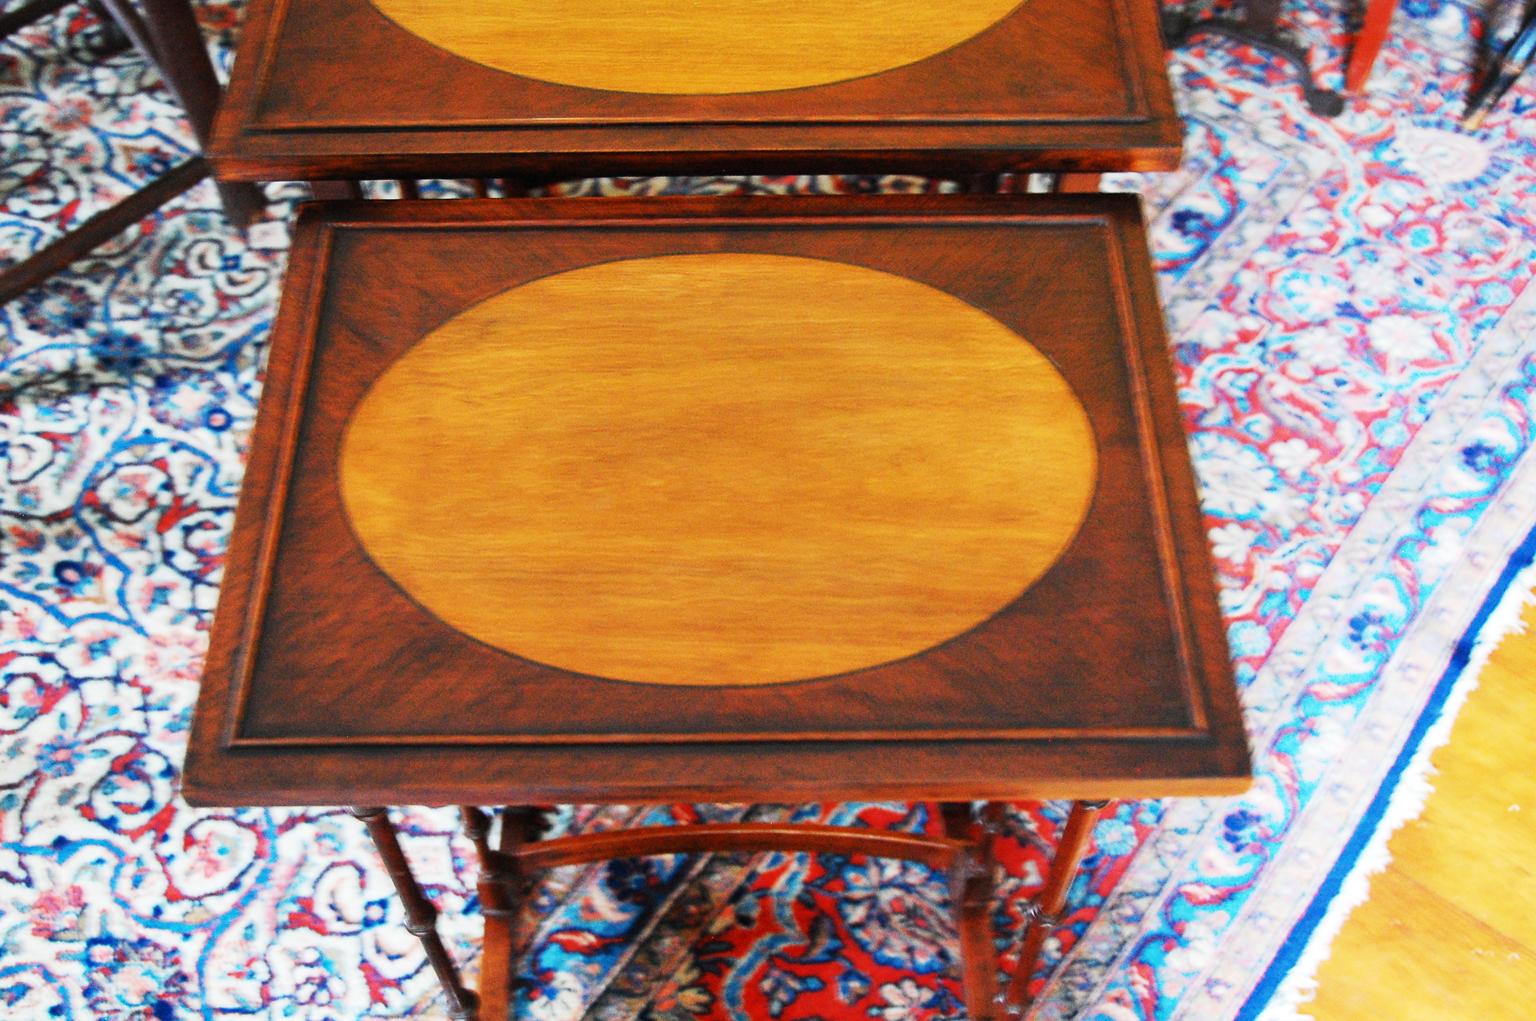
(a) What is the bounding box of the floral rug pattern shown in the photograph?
[4,1,1536,1018]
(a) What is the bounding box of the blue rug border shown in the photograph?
[1236,519,1536,1020]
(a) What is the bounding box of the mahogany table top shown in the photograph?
[182,195,1250,808]
[210,0,1183,182]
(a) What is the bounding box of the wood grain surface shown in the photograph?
[367,0,1026,94]
[339,253,1096,687]
[1306,595,1536,1021]
[182,195,1250,808]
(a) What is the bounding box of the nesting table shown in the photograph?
[209,0,1182,186]
[184,194,1250,1018]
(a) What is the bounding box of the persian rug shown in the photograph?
[3,1,1536,1018]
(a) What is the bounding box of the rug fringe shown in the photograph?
[1258,560,1536,1021]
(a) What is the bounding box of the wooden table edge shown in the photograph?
[185,193,1251,811]
[179,762,1255,809]
[206,139,1186,184]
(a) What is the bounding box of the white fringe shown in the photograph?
[1257,559,1536,1021]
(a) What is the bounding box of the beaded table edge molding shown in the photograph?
[182,194,1250,809]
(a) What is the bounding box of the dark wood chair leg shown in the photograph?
[351,807,481,1021]
[1003,800,1109,1017]
[126,0,213,135]
[206,180,263,228]
[1344,0,1399,93]
[0,0,261,304]
[101,0,263,228]
[1162,0,1346,116]
[944,802,1005,1021]
[0,0,71,40]
[0,157,208,306]
[398,179,422,199]
[135,0,262,227]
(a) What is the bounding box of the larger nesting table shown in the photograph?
[184,195,1250,1019]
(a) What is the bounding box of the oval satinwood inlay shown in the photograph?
[339,254,1097,687]
[365,0,1027,95]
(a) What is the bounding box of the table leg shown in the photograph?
[1048,173,1102,194]
[461,807,519,919]
[351,807,481,1021]
[1003,800,1110,1017]
[1344,0,1399,93]
[961,173,1004,194]
[462,807,536,1019]
[0,0,69,42]
[943,803,1005,1020]
[476,807,554,1019]
[309,180,365,201]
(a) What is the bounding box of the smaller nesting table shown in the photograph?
[209,0,1182,186]
[184,195,1250,1019]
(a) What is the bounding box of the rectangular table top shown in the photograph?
[183,195,1249,807]
[210,0,1182,182]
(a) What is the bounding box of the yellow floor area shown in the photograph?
[1303,592,1536,1020]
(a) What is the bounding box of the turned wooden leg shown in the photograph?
[460,806,520,919]
[475,807,551,1020]
[1345,0,1399,93]
[0,0,70,42]
[351,807,480,1021]
[943,802,1005,1021]
[131,0,263,228]
[309,180,365,201]
[1003,800,1109,1017]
